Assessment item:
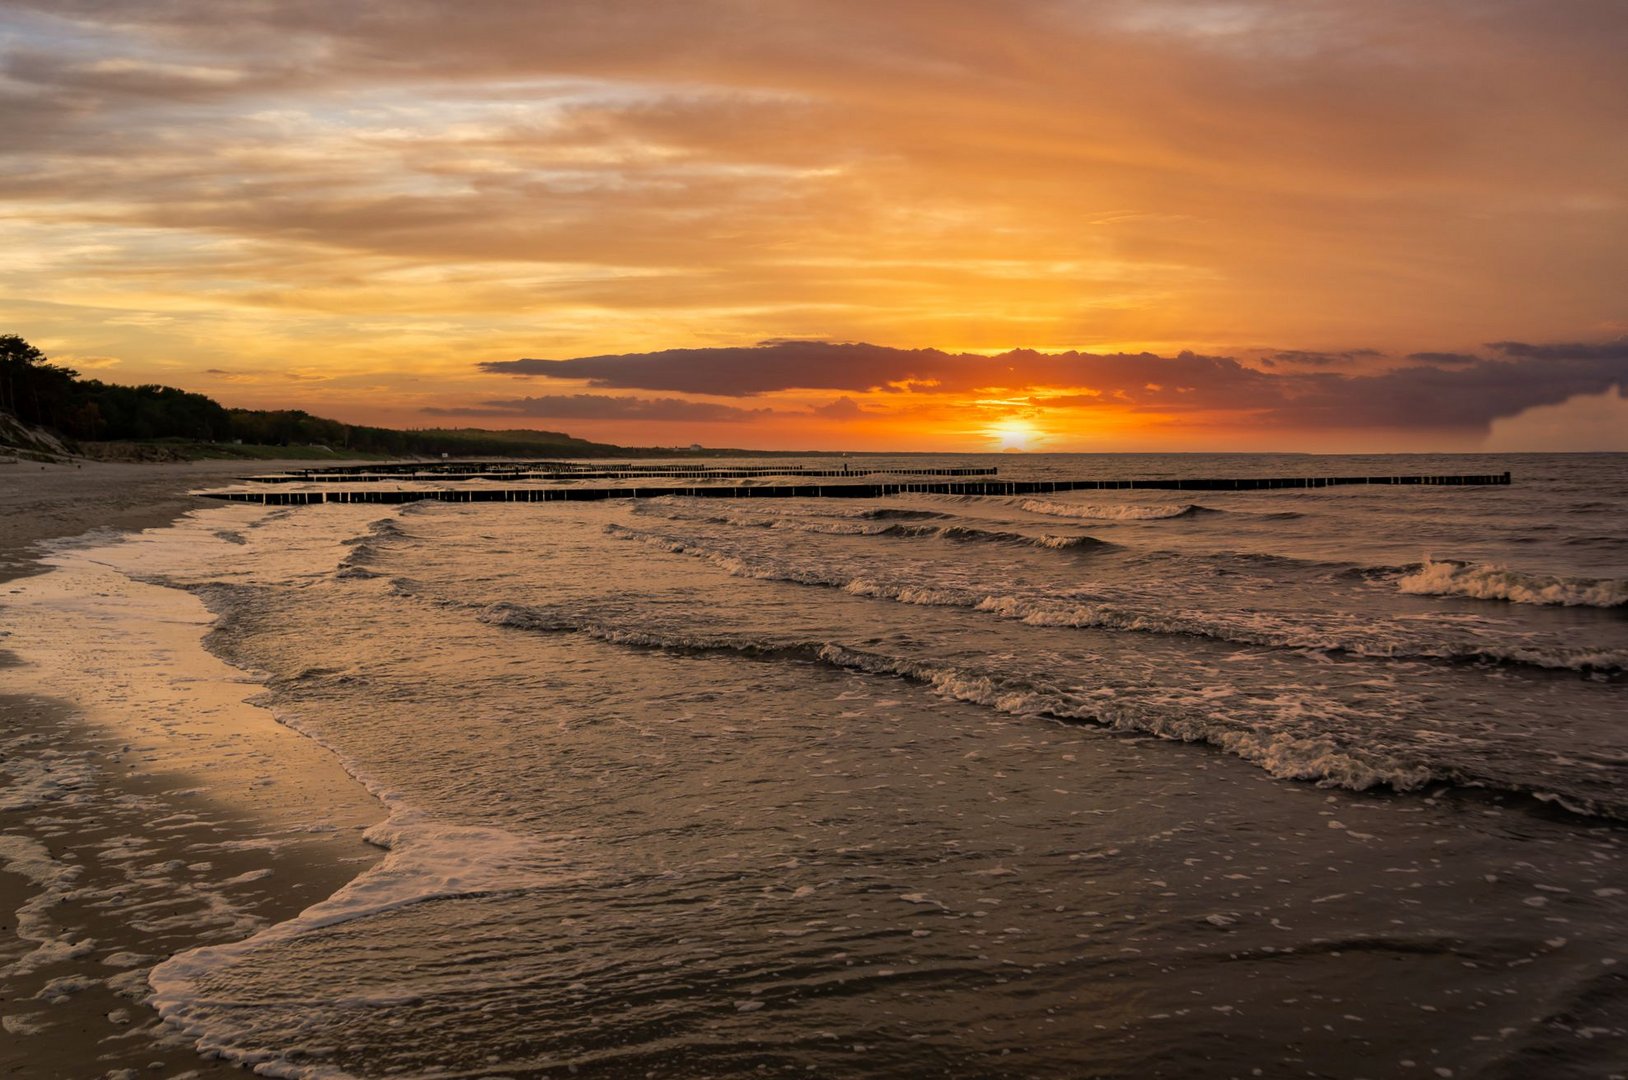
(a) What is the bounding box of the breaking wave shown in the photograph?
[603,525,1625,674]
[937,525,1107,549]
[623,508,1106,550]
[1016,499,1204,521]
[1399,559,1628,608]
[468,600,1620,818]
[336,516,415,579]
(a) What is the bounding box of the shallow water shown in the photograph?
[9,452,1628,1078]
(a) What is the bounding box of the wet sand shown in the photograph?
[0,460,316,585]
[0,462,386,1078]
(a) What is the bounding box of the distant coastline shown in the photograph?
[1,333,776,464]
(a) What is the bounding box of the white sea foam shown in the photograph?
[1017,499,1200,521]
[0,834,91,980]
[0,1013,49,1035]
[477,601,578,632]
[810,645,1438,795]
[1398,559,1628,608]
[468,600,1458,802]
[0,505,493,1078]
[635,497,943,523]
[149,815,570,1079]
[140,533,575,1075]
[605,525,1627,672]
[627,505,1098,548]
[937,524,1106,548]
[0,834,71,894]
[0,748,94,812]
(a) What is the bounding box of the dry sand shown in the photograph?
[1,461,386,1078]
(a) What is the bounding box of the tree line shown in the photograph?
[0,334,625,456]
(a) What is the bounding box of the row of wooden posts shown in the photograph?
[248,466,1002,483]
[200,472,1513,506]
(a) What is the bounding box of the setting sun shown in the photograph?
[989,418,1041,451]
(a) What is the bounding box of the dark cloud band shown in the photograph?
[480,339,1628,432]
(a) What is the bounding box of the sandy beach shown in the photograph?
[0,461,311,585]
[1,462,385,1079]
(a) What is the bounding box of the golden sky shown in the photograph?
[2,0,1625,450]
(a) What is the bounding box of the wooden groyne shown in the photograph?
[199,472,1513,506]
[271,461,992,477]
[246,465,1000,483]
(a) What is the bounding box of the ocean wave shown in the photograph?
[815,644,1441,794]
[1560,535,1628,550]
[148,632,572,1078]
[604,525,1625,673]
[477,601,579,633]
[971,594,1625,672]
[617,515,1106,550]
[863,508,948,521]
[937,525,1107,549]
[336,514,413,579]
[629,502,950,537]
[1142,548,1350,576]
[1016,499,1203,521]
[343,517,408,543]
[463,605,1544,810]
[634,498,947,523]
[1399,559,1628,608]
[150,818,564,1077]
[458,603,1622,818]
[1035,534,1102,549]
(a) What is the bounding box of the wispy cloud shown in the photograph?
[424,394,775,422]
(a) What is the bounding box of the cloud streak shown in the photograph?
[424,394,775,422]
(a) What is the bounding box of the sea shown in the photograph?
[5,452,1627,1079]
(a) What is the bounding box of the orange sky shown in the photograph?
[2,1,1625,450]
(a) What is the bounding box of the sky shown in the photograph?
[1,0,1625,451]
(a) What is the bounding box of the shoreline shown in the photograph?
[0,462,387,1078]
[0,460,353,586]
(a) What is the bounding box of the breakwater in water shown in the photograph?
[245,465,1000,483]
[199,471,1513,505]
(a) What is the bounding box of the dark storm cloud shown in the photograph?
[484,343,972,396]
[480,342,1269,403]
[481,339,1628,432]
[423,394,775,422]
[1487,340,1628,361]
[1259,349,1384,368]
[1406,352,1481,366]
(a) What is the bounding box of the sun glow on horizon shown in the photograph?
[988,417,1042,452]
